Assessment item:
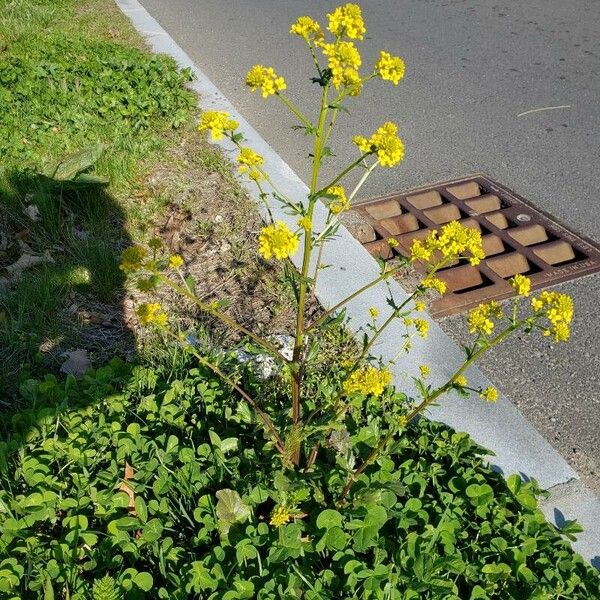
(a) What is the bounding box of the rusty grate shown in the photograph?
[350,175,600,317]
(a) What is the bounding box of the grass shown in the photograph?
[0,0,192,393]
[0,0,301,399]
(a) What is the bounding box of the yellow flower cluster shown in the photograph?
[326,185,350,214]
[467,301,503,336]
[375,51,406,85]
[480,387,499,402]
[169,255,184,269]
[197,111,239,141]
[137,303,168,326]
[343,365,392,397]
[353,122,404,167]
[369,306,379,319]
[531,290,574,342]
[270,506,292,527]
[321,41,362,94]
[290,16,323,42]
[120,246,148,273]
[510,273,531,297]
[237,147,264,181]
[246,65,287,98]
[414,301,426,312]
[422,276,447,295]
[387,238,399,248]
[419,364,430,379]
[410,221,485,266]
[455,375,468,387]
[413,318,429,339]
[297,216,312,231]
[258,221,299,260]
[327,3,366,40]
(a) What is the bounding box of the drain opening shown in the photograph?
[348,175,600,317]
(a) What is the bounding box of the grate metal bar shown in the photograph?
[350,175,600,317]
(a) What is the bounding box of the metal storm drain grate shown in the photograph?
[349,175,600,317]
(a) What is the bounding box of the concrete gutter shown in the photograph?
[115,0,599,566]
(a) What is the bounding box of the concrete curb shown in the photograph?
[115,0,599,565]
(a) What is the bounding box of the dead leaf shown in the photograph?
[23,204,41,222]
[5,251,54,276]
[60,348,91,377]
[118,462,136,514]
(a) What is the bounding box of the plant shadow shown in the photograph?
[0,167,135,401]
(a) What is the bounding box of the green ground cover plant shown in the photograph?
[0,363,598,599]
[0,0,196,391]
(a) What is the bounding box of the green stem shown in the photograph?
[337,321,524,503]
[290,82,330,454]
[306,265,402,332]
[157,274,288,363]
[314,154,371,198]
[277,92,314,130]
[162,329,285,454]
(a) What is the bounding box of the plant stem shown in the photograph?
[157,274,288,363]
[306,265,403,331]
[162,329,285,454]
[290,82,330,464]
[337,321,524,503]
[314,154,371,198]
[277,92,314,130]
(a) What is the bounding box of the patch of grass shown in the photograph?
[0,0,197,394]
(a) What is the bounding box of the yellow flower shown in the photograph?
[237,147,265,181]
[398,415,408,427]
[169,255,184,269]
[415,301,426,312]
[297,216,312,231]
[510,273,531,297]
[422,276,447,295]
[455,375,468,387]
[343,366,392,397]
[237,147,263,168]
[467,301,502,336]
[354,122,404,167]
[246,65,286,98]
[480,387,499,402]
[352,134,372,153]
[258,221,299,260]
[531,291,573,342]
[120,246,148,273]
[270,506,292,527]
[326,185,350,214]
[321,41,362,93]
[137,303,168,326]
[290,16,323,42]
[387,238,399,248]
[414,318,429,339]
[327,3,366,40]
[375,51,406,85]
[419,364,430,379]
[369,306,379,319]
[410,221,485,266]
[197,111,239,141]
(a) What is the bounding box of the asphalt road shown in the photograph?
[138,0,600,492]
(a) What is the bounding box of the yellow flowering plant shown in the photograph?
[121,3,574,506]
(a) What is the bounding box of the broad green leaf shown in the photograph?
[316,509,343,530]
[215,489,251,533]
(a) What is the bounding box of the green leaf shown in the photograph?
[135,497,148,523]
[215,489,251,533]
[316,509,343,530]
[134,572,153,592]
[43,575,54,600]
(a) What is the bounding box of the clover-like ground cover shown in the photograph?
[0,361,598,599]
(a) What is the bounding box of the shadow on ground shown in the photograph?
[0,167,134,403]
